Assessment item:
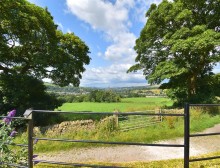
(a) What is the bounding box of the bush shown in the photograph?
[0,74,64,126]
[0,110,28,167]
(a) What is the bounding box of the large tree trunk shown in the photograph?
[187,73,197,100]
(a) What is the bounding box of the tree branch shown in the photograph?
[0,64,10,73]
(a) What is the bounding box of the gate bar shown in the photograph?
[189,104,220,106]
[33,159,126,168]
[32,137,185,147]
[190,132,220,137]
[32,110,184,116]
[190,156,220,162]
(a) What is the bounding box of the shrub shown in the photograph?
[0,110,28,167]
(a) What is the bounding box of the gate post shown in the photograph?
[184,103,190,168]
[24,109,34,168]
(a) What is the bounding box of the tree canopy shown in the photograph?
[0,0,90,87]
[128,0,220,105]
[0,0,90,118]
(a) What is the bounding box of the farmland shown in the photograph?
[58,97,173,112]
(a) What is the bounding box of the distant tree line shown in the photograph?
[58,90,121,103]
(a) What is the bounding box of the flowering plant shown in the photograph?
[0,110,28,167]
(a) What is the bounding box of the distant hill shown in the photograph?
[44,83,166,97]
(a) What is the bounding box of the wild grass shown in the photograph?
[34,151,220,168]
[14,100,220,168]
[21,110,220,153]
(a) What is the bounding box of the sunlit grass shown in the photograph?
[34,151,220,167]
[15,113,219,153]
[58,97,173,112]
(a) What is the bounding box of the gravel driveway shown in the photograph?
[37,124,220,163]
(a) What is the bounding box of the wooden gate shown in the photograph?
[117,110,162,131]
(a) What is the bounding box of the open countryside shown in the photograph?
[13,95,220,168]
[1,0,220,168]
[59,97,173,112]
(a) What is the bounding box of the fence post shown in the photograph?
[24,109,34,168]
[159,109,163,122]
[184,103,190,168]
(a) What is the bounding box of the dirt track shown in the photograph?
[37,124,220,163]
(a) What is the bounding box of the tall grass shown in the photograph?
[22,110,220,153]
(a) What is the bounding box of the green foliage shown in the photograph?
[87,90,121,103]
[128,0,220,106]
[96,116,118,135]
[58,90,121,103]
[0,74,64,126]
[0,0,90,87]
[0,112,27,167]
[0,0,90,121]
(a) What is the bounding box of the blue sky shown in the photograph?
[27,0,163,87]
[26,0,220,88]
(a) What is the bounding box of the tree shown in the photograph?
[128,0,220,105]
[0,0,90,117]
[0,0,90,86]
[0,74,64,125]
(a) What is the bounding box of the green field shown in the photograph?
[58,97,173,112]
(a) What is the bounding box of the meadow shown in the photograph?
[23,97,220,153]
[14,97,220,167]
[58,97,173,112]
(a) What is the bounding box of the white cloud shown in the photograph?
[66,0,128,32]
[65,0,157,87]
[66,0,136,62]
[80,64,147,87]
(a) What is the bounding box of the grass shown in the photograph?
[13,98,220,167]
[34,151,220,168]
[57,97,173,121]
[58,97,173,112]
[24,111,220,153]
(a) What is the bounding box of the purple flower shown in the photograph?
[33,154,39,165]
[33,138,38,144]
[8,109,16,117]
[33,160,39,165]
[10,130,17,137]
[33,154,38,159]
[3,117,11,124]
[3,109,16,124]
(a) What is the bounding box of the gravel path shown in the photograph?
[37,124,220,163]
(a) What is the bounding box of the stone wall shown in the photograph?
[34,119,94,135]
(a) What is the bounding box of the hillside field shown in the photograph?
[57,97,173,112]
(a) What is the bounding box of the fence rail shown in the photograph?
[1,103,220,167]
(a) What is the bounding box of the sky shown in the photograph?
[26,0,220,88]
[27,0,163,88]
